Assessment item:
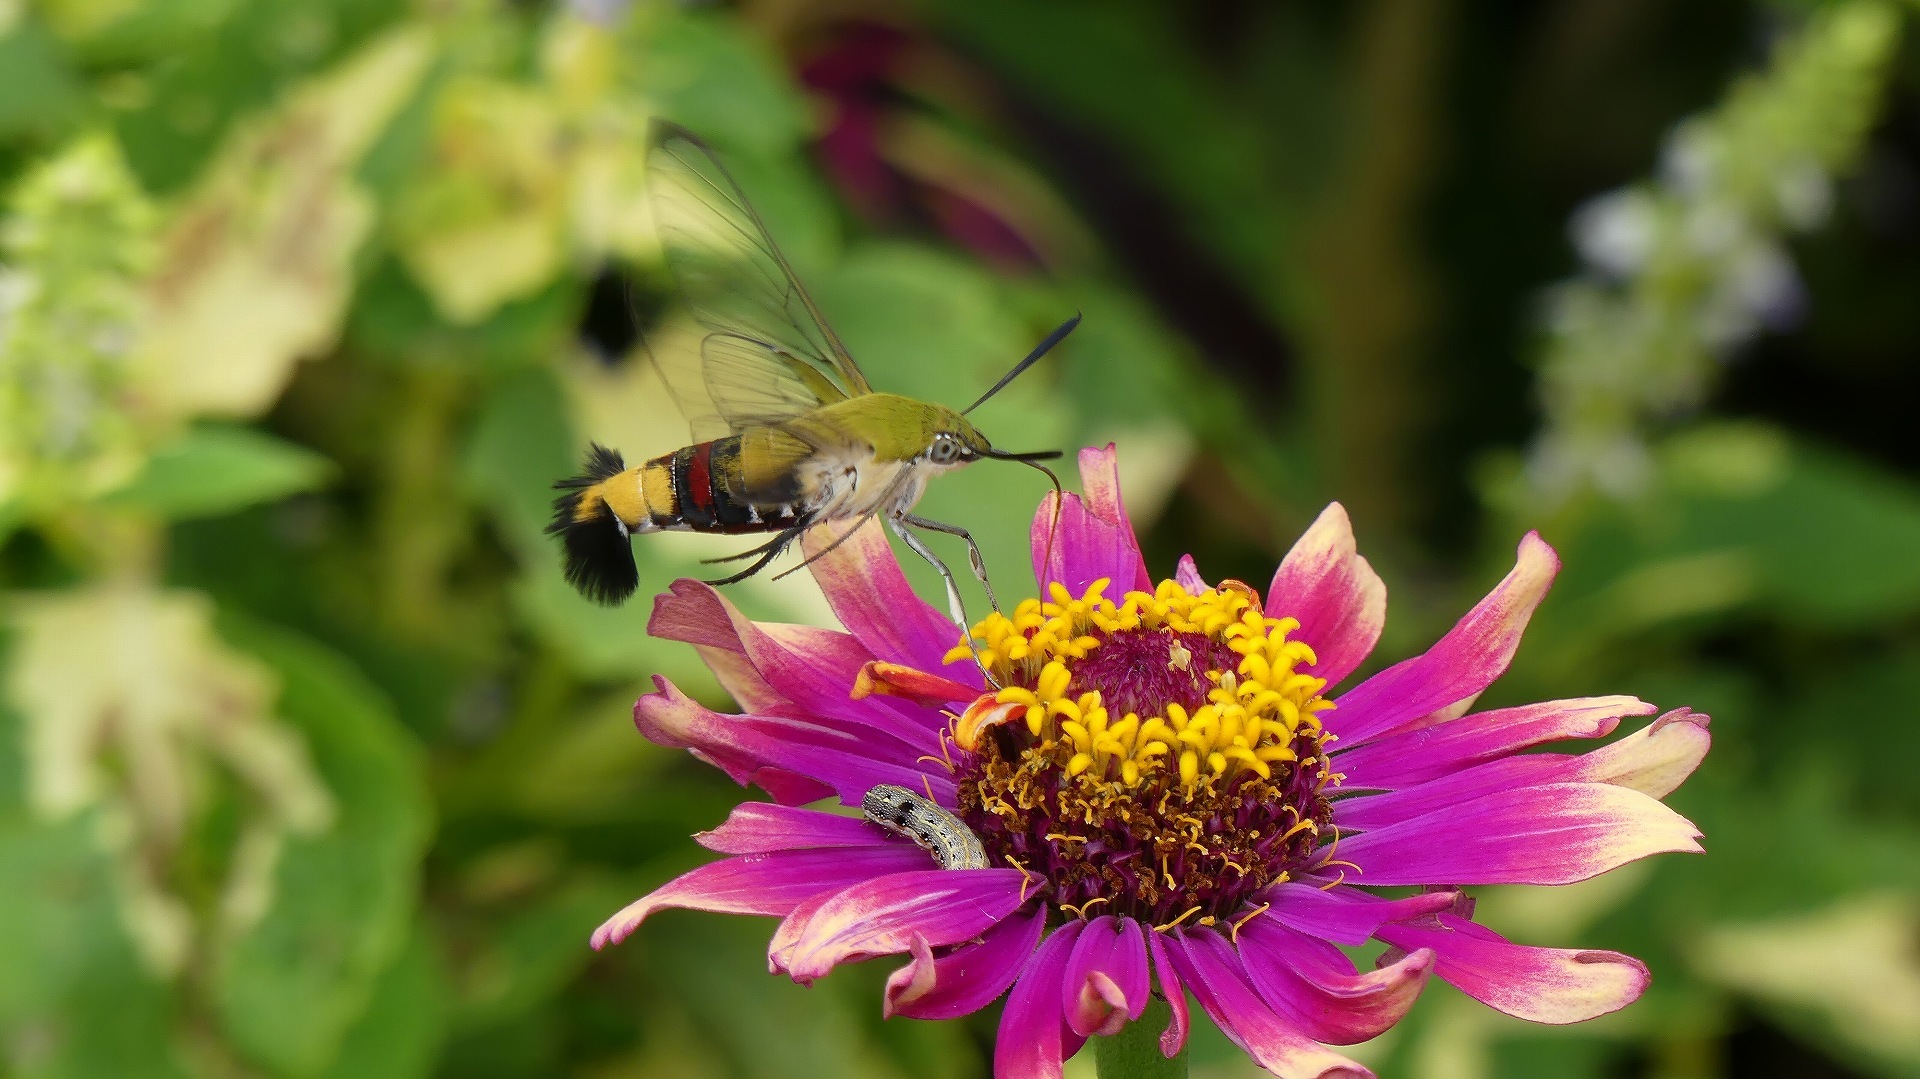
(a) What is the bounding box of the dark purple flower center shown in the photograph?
[952,580,1338,927]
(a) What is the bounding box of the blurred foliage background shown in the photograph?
[2,0,1919,1077]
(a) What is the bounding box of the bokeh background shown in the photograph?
[3,1,1919,1077]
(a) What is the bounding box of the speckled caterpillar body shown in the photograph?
[860,784,988,871]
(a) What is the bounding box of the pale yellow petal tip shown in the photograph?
[1516,530,1563,578]
[1589,707,1712,798]
[589,901,647,951]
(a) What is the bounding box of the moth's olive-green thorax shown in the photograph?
[798,394,993,464]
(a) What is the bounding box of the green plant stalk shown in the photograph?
[1095,997,1188,1079]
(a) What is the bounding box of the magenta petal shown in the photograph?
[783,869,1031,983]
[1265,503,1388,688]
[1145,928,1189,1058]
[696,802,890,854]
[1164,930,1373,1079]
[1377,914,1649,1024]
[1337,782,1703,886]
[886,903,1046,1020]
[1337,706,1713,824]
[748,767,836,807]
[1032,445,1152,597]
[1061,916,1151,1037]
[1174,554,1209,594]
[1334,696,1654,791]
[1329,533,1559,748]
[634,677,956,807]
[649,580,942,752]
[1334,755,1571,831]
[1264,882,1458,947]
[996,921,1087,1079]
[805,520,984,687]
[590,845,931,950]
[1238,919,1433,1044]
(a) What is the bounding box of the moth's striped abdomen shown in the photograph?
[860,784,988,871]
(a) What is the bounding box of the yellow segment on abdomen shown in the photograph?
[591,466,671,529]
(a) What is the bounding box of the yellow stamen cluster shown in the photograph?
[945,579,1335,789]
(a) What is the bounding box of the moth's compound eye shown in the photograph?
[929,435,963,464]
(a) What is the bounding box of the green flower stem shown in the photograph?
[1095,997,1188,1079]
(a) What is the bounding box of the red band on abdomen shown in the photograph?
[685,441,716,515]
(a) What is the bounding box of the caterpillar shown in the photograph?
[860,784,988,871]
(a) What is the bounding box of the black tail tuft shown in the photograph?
[552,443,627,489]
[547,445,639,605]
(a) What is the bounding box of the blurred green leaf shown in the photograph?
[622,11,810,161]
[645,915,978,1079]
[0,814,189,1079]
[454,876,634,1030]
[102,424,333,519]
[320,923,448,1079]
[1656,425,1920,626]
[0,23,87,142]
[110,0,403,193]
[210,616,432,1076]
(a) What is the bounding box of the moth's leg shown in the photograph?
[769,515,872,582]
[702,528,796,564]
[890,516,1001,689]
[889,516,970,630]
[899,513,1000,614]
[703,524,805,586]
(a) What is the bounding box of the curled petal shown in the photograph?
[1377,914,1649,1024]
[590,845,931,950]
[767,888,836,974]
[1337,782,1703,887]
[1062,916,1151,1038]
[1266,503,1388,688]
[1335,696,1654,791]
[783,869,1031,983]
[1146,926,1189,1058]
[1033,445,1152,597]
[1576,707,1711,797]
[886,903,1046,1020]
[696,802,890,854]
[1330,533,1560,748]
[634,677,955,807]
[1239,919,1433,1044]
[805,520,984,686]
[853,661,980,707]
[1264,882,1459,947]
[955,697,1022,753]
[1164,930,1373,1079]
[996,922,1087,1079]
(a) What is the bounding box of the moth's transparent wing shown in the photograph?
[647,123,871,440]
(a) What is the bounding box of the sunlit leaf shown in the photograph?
[1693,895,1920,1077]
[133,25,433,420]
[389,78,569,326]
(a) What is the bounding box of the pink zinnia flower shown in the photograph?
[592,446,1709,1078]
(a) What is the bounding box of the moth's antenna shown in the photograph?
[963,313,1081,415]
